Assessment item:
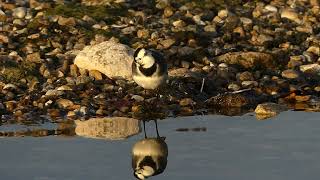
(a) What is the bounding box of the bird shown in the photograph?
[132,48,168,94]
[132,120,168,180]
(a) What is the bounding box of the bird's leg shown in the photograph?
[154,119,160,138]
[143,120,147,138]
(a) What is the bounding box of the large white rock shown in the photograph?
[74,40,134,80]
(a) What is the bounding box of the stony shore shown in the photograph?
[0,0,320,126]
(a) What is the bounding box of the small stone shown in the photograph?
[12,7,27,18]
[156,0,170,9]
[300,64,320,74]
[57,85,73,91]
[13,19,26,26]
[131,95,144,102]
[3,84,18,90]
[238,71,254,81]
[264,5,278,12]
[0,35,9,44]
[181,61,190,68]
[241,81,258,88]
[178,46,194,56]
[56,98,74,109]
[172,19,186,27]
[314,86,320,92]
[307,46,320,56]
[233,26,245,37]
[240,17,252,26]
[204,24,216,32]
[160,38,176,49]
[67,111,76,117]
[76,106,89,116]
[228,83,241,91]
[58,16,76,26]
[281,69,300,79]
[26,52,42,63]
[48,109,60,117]
[295,95,311,102]
[137,29,149,39]
[281,9,301,24]
[255,103,288,116]
[28,33,40,39]
[121,26,136,34]
[76,76,92,85]
[69,64,79,77]
[5,101,17,112]
[45,90,64,97]
[119,106,129,113]
[179,98,195,106]
[163,7,174,17]
[193,15,205,25]
[0,10,6,21]
[256,34,274,45]
[218,9,229,19]
[216,52,275,69]
[287,56,303,69]
[89,70,103,80]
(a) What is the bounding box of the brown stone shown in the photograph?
[216,52,275,69]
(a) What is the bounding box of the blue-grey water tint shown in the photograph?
[1,111,320,180]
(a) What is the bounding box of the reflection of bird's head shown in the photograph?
[134,166,155,180]
[133,48,155,69]
[132,138,168,179]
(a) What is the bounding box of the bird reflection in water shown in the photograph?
[132,120,168,179]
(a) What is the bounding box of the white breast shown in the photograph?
[133,74,167,90]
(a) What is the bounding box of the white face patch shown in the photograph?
[141,166,155,177]
[136,173,145,180]
[141,55,155,68]
[135,49,155,69]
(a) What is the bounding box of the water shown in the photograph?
[1,111,320,180]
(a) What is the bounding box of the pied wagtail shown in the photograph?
[132,48,168,92]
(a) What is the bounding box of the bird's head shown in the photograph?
[134,48,155,68]
[134,166,155,180]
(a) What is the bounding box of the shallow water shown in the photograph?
[1,111,320,180]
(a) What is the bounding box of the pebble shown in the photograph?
[172,19,186,27]
[0,10,6,21]
[281,69,300,79]
[137,29,149,39]
[255,102,288,116]
[160,38,176,49]
[58,16,76,26]
[218,9,229,19]
[0,35,9,44]
[89,70,103,80]
[12,7,27,19]
[228,83,241,91]
[45,90,64,97]
[56,98,74,109]
[26,52,42,63]
[131,95,144,102]
[238,71,254,81]
[163,7,174,17]
[179,98,195,106]
[241,81,258,88]
[281,9,301,24]
[204,24,216,32]
[300,64,320,74]
[264,5,278,12]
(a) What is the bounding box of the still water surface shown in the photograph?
[1,111,320,180]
